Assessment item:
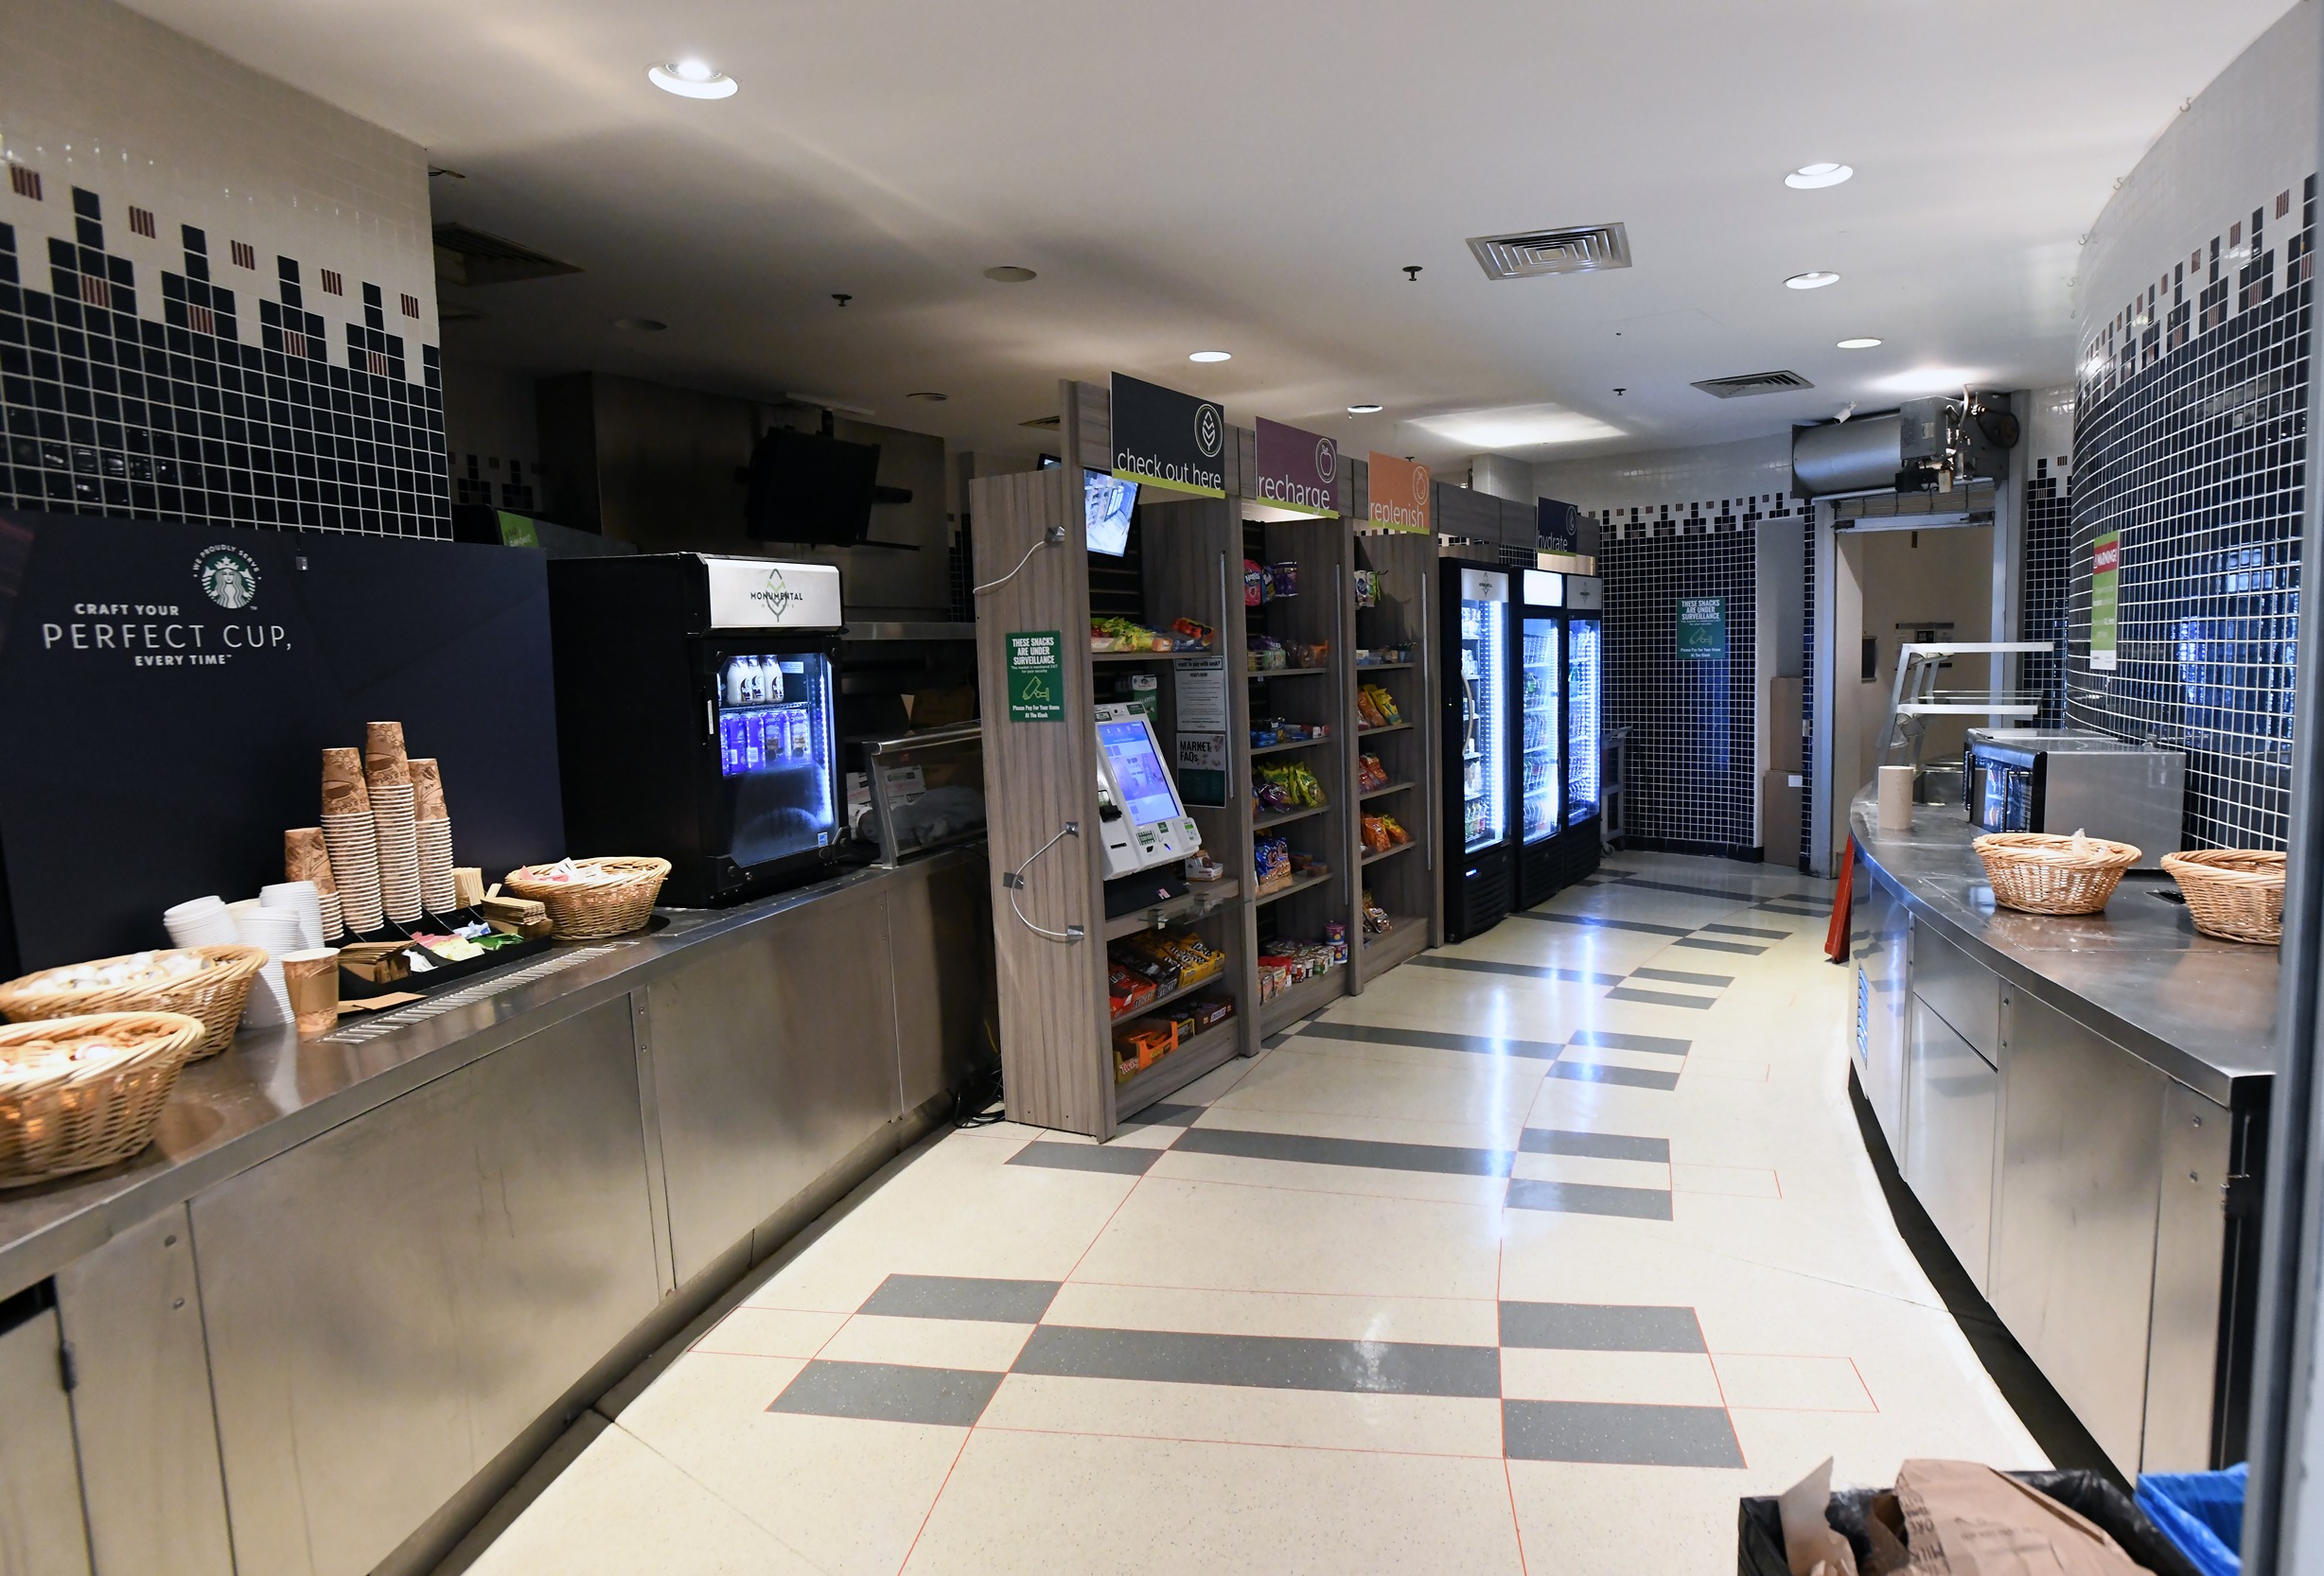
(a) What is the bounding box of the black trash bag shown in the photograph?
[1737,1469,2207,1576]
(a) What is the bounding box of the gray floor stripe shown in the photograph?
[1700,922,1788,940]
[858,1274,1062,1323]
[1499,1301,1706,1352]
[1548,1061,1681,1091]
[768,1360,1003,1427]
[1294,1020,1563,1060]
[1674,937,1768,955]
[1600,874,1824,907]
[1521,1128,1672,1163]
[1013,1324,1502,1398]
[1411,955,1626,987]
[1603,987,1717,1011]
[1504,1177,1675,1219]
[1171,1125,1513,1177]
[1513,911,1694,938]
[1503,1400,1744,1467]
[1629,966,1733,988]
[1121,1102,1205,1129]
[1569,1028,1691,1058]
[1009,1141,1162,1176]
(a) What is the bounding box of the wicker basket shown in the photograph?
[0,1011,206,1187]
[1973,832,2143,916]
[2162,849,2285,944]
[0,945,267,1060]
[501,857,671,939]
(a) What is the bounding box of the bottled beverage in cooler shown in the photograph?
[766,660,786,705]
[744,709,766,770]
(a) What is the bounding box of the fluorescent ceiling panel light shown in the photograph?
[649,60,738,98]
[1408,404,1624,448]
[1786,271,1840,290]
[1786,163,1854,189]
[1868,366,1984,394]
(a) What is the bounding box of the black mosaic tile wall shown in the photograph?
[0,188,448,536]
[2068,175,2314,849]
[1800,513,1815,869]
[2020,460,2072,728]
[1595,511,1766,857]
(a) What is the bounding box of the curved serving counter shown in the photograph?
[0,850,990,1576]
[1848,795,2273,1480]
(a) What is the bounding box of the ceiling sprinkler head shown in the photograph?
[1612,387,1626,397]
[832,293,853,307]
[1402,266,1422,282]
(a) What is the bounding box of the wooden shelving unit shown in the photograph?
[971,379,1440,1137]
[1347,530,1443,988]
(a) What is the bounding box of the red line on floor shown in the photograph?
[1134,1168,1506,1213]
[893,1423,974,1574]
[1699,1309,1748,1471]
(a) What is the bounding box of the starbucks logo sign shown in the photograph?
[193,545,260,609]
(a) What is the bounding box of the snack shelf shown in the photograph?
[1352,660,1416,672]
[1358,722,1415,737]
[1114,1017,1241,1120]
[1259,964,1346,1038]
[1110,970,1227,1025]
[1255,804,1330,832]
[1091,649,1194,663]
[1252,736,1333,757]
[1254,868,1333,907]
[1102,878,1242,942]
[1359,915,1432,972]
[1360,841,1417,867]
[1360,779,1418,800]
[1246,666,1330,678]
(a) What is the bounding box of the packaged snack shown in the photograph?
[1113,1020,1177,1078]
[1357,753,1389,792]
[1382,814,1411,845]
[1244,559,1266,606]
[1266,562,1299,599]
[1171,617,1215,651]
[1360,815,1391,853]
[1360,683,1402,727]
[1253,834,1293,894]
[1355,688,1385,728]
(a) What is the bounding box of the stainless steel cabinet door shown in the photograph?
[196,996,660,1576]
[1904,1000,2000,1291]
[2143,1079,2234,1471]
[1853,858,1909,1154]
[54,1205,234,1576]
[1989,989,2165,1476]
[646,881,903,1284]
[0,1304,90,1576]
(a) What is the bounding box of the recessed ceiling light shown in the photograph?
[982,265,1036,283]
[906,391,948,402]
[1188,350,1231,363]
[1786,163,1854,189]
[1837,337,1882,349]
[648,60,738,98]
[1347,403,1384,414]
[611,317,667,332]
[1786,271,1841,290]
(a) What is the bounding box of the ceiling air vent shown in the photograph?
[1467,223,1631,280]
[1692,370,1816,399]
[1019,414,1062,430]
[432,223,582,288]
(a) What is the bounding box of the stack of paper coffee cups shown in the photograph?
[285,828,343,942]
[320,749,385,935]
[366,722,424,926]
[411,758,459,915]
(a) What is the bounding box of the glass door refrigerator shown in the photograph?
[1558,574,1605,885]
[1514,569,1566,910]
[548,553,848,906]
[1440,563,1513,940]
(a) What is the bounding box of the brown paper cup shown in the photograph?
[322,748,372,814]
[285,827,336,891]
[411,758,448,820]
[282,948,342,1037]
[364,721,411,786]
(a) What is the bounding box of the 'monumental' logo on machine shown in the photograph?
[750,567,805,621]
[193,545,260,609]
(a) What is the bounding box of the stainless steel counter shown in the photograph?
[0,849,991,1576]
[1847,796,2268,1479]
[1849,795,2277,1102]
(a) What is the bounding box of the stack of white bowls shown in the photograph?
[235,905,307,1026]
[163,895,240,949]
[260,881,326,949]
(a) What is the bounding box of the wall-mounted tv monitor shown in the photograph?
[743,428,883,546]
[1085,469,1137,557]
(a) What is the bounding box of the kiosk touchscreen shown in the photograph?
[1093,703,1203,877]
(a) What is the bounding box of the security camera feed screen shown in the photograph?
[1085,470,1137,556]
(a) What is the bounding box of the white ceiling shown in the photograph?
[127,0,2297,466]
